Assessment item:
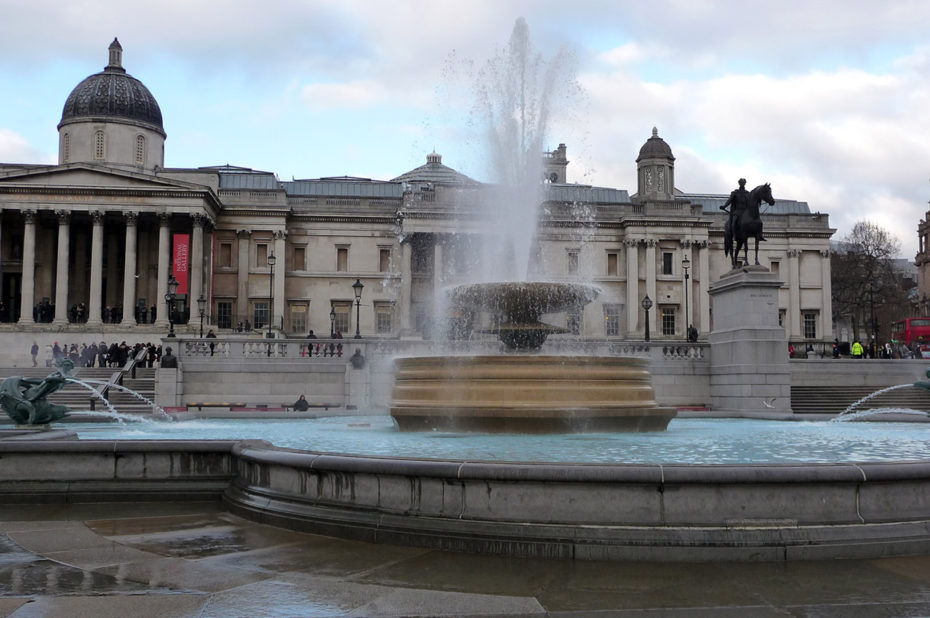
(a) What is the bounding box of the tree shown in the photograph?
[831,221,912,346]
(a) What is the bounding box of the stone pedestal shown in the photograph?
[708,266,792,417]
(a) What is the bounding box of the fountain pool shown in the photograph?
[65,415,930,464]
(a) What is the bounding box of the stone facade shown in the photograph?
[0,41,836,354]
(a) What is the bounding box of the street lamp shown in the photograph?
[329,305,336,338]
[197,294,206,338]
[641,295,653,342]
[682,255,690,341]
[352,278,364,339]
[266,252,276,340]
[165,274,179,338]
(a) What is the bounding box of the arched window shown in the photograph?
[135,134,145,164]
[94,131,105,160]
[62,133,70,163]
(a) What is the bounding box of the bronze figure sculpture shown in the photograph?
[722,181,775,269]
[0,359,74,425]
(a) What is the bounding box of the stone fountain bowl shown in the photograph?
[447,281,600,323]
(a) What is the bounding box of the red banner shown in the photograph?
[173,234,190,295]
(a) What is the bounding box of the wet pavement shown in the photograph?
[2,502,930,616]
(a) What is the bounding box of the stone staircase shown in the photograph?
[791,384,930,415]
[0,365,158,417]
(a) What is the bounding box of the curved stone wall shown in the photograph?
[3,437,930,561]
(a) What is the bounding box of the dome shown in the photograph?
[391,151,478,185]
[58,38,164,135]
[636,127,674,162]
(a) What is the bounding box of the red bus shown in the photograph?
[891,318,930,352]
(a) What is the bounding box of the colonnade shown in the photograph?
[15,209,212,329]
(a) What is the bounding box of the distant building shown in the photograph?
[0,40,835,346]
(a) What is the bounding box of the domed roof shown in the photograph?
[391,151,478,185]
[59,38,164,135]
[636,127,674,162]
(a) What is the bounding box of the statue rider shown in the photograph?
[720,178,766,242]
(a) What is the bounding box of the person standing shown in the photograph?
[206,329,217,356]
[851,340,864,359]
[30,341,39,367]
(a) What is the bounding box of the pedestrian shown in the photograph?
[851,340,864,359]
[293,395,310,411]
[206,329,217,356]
[30,341,39,367]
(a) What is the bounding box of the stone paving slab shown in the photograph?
[2,504,930,616]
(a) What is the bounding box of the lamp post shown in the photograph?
[641,295,653,342]
[197,294,206,338]
[682,255,690,341]
[329,305,336,338]
[165,275,179,338]
[266,252,276,340]
[352,278,364,339]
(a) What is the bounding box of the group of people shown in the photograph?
[30,340,169,369]
[830,339,918,359]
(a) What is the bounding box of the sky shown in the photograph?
[1,0,929,258]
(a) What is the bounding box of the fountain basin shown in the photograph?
[391,355,677,432]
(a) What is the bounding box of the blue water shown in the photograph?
[64,416,930,464]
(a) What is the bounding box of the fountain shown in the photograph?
[4,19,930,565]
[391,281,677,432]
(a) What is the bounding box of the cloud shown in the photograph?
[0,129,53,164]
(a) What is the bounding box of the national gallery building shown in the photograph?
[0,40,835,350]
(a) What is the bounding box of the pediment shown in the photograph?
[0,163,210,192]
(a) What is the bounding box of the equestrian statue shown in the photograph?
[721,179,775,269]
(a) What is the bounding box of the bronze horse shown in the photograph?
[724,183,774,269]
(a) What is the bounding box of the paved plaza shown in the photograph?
[1,502,930,617]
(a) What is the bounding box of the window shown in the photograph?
[662,252,673,275]
[337,247,348,272]
[375,302,393,334]
[662,307,676,336]
[290,305,307,334]
[253,302,269,329]
[257,243,269,267]
[62,133,70,163]
[770,261,780,277]
[218,242,232,268]
[603,303,620,336]
[294,246,306,271]
[333,302,351,335]
[606,252,618,276]
[135,135,145,164]
[567,251,579,275]
[379,248,391,272]
[94,131,105,160]
[567,309,581,335]
[216,301,232,329]
[803,312,817,339]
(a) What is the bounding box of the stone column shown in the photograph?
[681,240,694,331]
[187,214,205,326]
[787,249,801,340]
[400,241,413,333]
[820,249,832,342]
[86,211,105,327]
[645,239,657,314]
[273,230,286,331]
[237,230,251,327]
[155,214,171,329]
[432,239,443,291]
[121,212,138,325]
[698,241,711,333]
[19,210,36,324]
[52,211,71,325]
[625,239,639,335]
